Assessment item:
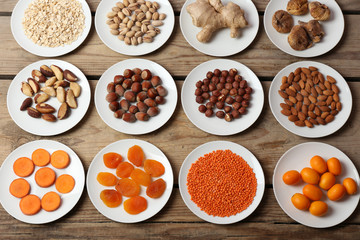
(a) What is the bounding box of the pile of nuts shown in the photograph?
[106,0,166,45]
[22,0,85,47]
[20,64,81,122]
[278,66,342,128]
[106,68,167,122]
[195,69,253,122]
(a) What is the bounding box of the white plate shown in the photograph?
[95,0,175,56]
[86,139,173,223]
[264,0,344,57]
[179,141,265,224]
[269,61,352,138]
[0,140,85,224]
[7,59,91,136]
[11,0,92,57]
[273,142,360,228]
[181,59,264,136]
[95,59,177,135]
[180,0,259,57]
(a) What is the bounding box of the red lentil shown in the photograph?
[187,149,257,217]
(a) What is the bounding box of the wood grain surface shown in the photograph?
[0,0,359,239]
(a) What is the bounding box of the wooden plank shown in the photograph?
[1,0,359,13]
[1,81,360,186]
[1,15,360,78]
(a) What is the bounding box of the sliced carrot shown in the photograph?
[103,152,123,169]
[144,159,165,177]
[9,178,30,198]
[97,172,118,186]
[55,174,75,193]
[13,157,34,177]
[123,196,147,215]
[116,162,134,178]
[32,148,50,166]
[50,150,70,169]
[41,191,61,212]
[19,194,41,215]
[115,178,140,197]
[127,145,145,167]
[130,168,152,187]
[35,167,56,187]
[100,189,122,208]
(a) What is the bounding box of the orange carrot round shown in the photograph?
[100,189,122,208]
[130,168,152,187]
[41,191,61,212]
[50,150,70,169]
[55,174,75,193]
[103,152,123,169]
[127,145,145,167]
[116,162,134,178]
[35,167,56,187]
[9,178,30,198]
[19,194,41,215]
[32,148,50,167]
[124,196,147,215]
[144,159,165,177]
[115,178,140,197]
[146,178,166,198]
[97,172,118,186]
[13,157,34,177]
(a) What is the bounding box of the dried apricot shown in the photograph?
[319,172,336,190]
[282,170,301,185]
[144,159,165,177]
[343,178,357,195]
[309,201,328,216]
[103,152,122,169]
[127,145,145,167]
[130,168,152,187]
[291,193,310,210]
[97,172,118,186]
[116,162,134,178]
[310,155,327,174]
[146,178,166,198]
[327,157,342,176]
[303,184,323,201]
[123,196,147,215]
[115,178,140,197]
[300,167,320,185]
[327,183,346,201]
[100,189,122,208]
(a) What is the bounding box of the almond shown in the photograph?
[27,78,40,93]
[41,86,56,97]
[316,117,326,125]
[278,90,288,99]
[323,90,334,96]
[326,75,336,84]
[325,115,334,123]
[66,89,77,109]
[20,97,32,111]
[21,82,33,97]
[288,115,299,122]
[294,120,305,127]
[57,87,66,103]
[27,107,41,118]
[70,82,81,97]
[40,65,54,77]
[50,65,63,81]
[42,114,56,122]
[36,103,56,114]
[58,102,70,120]
[304,120,313,128]
[31,70,46,83]
[64,69,78,82]
[45,76,57,87]
[34,93,49,104]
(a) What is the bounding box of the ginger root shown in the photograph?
[186,0,248,42]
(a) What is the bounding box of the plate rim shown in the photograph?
[11,0,92,57]
[178,140,265,224]
[0,139,85,224]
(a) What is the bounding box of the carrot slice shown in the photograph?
[130,168,152,187]
[103,152,122,169]
[35,167,56,187]
[123,196,147,215]
[9,178,30,198]
[50,150,70,169]
[127,145,145,167]
[100,189,122,208]
[97,172,118,186]
[41,191,61,212]
[32,148,50,166]
[13,157,34,177]
[19,194,41,215]
[115,178,140,197]
[146,178,166,198]
[116,162,134,178]
[55,174,75,193]
[144,159,165,177]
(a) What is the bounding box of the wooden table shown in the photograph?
[0,0,359,239]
